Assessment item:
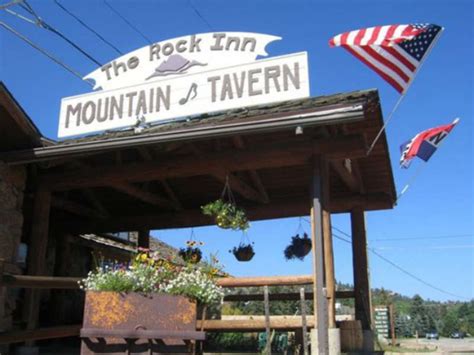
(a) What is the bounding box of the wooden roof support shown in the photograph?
[160,180,183,210]
[24,186,51,337]
[42,135,367,191]
[232,136,270,203]
[330,158,361,192]
[52,197,108,219]
[110,182,180,211]
[189,142,266,203]
[81,188,110,218]
[137,146,183,210]
[60,193,392,233]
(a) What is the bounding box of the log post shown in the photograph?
[350,208,374,351]
[310,156,329,354]
[24,186,52,336]
[137,229,150,249]
[300,288,309,355]
[323,210,335,328]
[263,286,271,355]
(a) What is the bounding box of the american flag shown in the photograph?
[329,24,443,93]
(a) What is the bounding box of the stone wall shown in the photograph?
[0,161,26,333]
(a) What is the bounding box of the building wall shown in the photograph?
[0,161,26,333]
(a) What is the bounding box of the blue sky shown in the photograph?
[1,0,472,301]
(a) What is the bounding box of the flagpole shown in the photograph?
[395,116,459,204]
[366,27,445,156]
[395,161,427,203]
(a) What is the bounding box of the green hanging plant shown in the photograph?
[201,176,249,231]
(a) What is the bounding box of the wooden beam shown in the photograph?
[59,193,393,233]
[232,136,270,203]
[0,325,81,344]
[351,208,373,331]
[189,142,266,203]
[82,188,110,218]
[217,275,313,288]
[330,159,360,192]
[52,196,108,219]
[2,274,81,289]
[310,157,329,354]
[213,171,266,203]
[24,186,51,335]
[110,182,180,210]
[137,146,184,210]
[41,136,367,191]
[160,180,183,210]
[224,290,354,302]
[137,230,150,249]
[323,210,336,329]
[197,317,315,332]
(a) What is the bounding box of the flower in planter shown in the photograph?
[179,240,204,264]
[284,233,312,261]
[230,243,255,262]
[202,199,249,231]
[79,250,224,305]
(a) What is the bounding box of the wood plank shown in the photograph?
[197,317,315,332]
[212,171,266,203]
[52,196,108,219]
[82,188,110,218]
[111,182,180,210]
[224,290,355,302]
[330,159,360,192]
[189,142,266,203]
[2,275,81,289]
[217,275,313,287]
[137,146,184,210]
[60,193,393,233]
[41,136,366,191]
[160,180,183,210]
[0,325,81,344]
[232,136,270,203]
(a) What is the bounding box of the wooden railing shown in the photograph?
[0,273,355,344]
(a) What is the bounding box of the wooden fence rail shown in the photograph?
[0,273,355,344]
[1,274,315,289]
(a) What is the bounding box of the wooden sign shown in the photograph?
[58,33,310,138]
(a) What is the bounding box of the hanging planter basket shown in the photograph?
[230,243,255,262]
[202,177,249,231]
[284,233,312,260]
[178,247,202,263]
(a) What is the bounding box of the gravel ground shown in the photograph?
[398,337,474,353]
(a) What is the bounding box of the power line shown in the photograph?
[0,20,91,85]
[187,0,213,31]
[331,230,470,300]
[103,0,152,45]
[302,218,469,300]
[3,0,103,66]
[373,244,474,251]
[371,234,473,242]
[332,224,472,242]
[0,0,22,10]
[368,247,469,300]
[53,0,123,56]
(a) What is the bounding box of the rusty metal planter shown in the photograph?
[80,291,205,354]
